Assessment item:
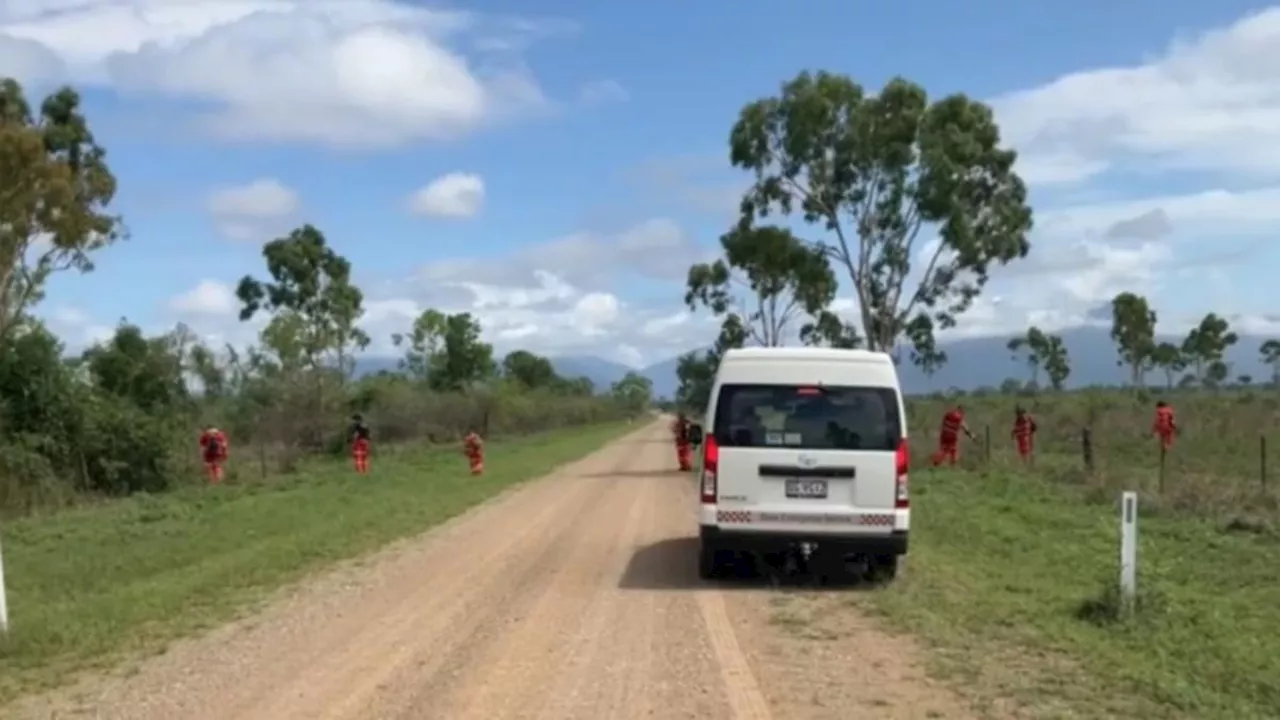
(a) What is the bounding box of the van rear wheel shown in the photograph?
[863,554,900,584]
[698,540,726,580]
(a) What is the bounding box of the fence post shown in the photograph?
[0,530,9,637]
[1262,435,1268,491]
[1081,427,1094,474]
[1119,491,1138,617]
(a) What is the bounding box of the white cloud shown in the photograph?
[1,1,558,147]
[616,344,643,368]
[207,177,299,241]
[42,305,114,349]
[159,279,265,352]
[794,180,1280,344]
[1231,313,1280,336]
[640,310,692,338]
[995,7,1280,183]
[625,154,750,218]
[373,180,1280,362]
[154,264,663,365]
[170,279,238,316]
[1037,186,1280,237]
[408,172,485,218]
[0,31,65,83]
[412,217,704,294]
[208,178,298,218]
[571,292,620,331]
[361,274,644,363]
[578,79,628,106]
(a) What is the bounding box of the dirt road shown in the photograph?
[8,421,975,720]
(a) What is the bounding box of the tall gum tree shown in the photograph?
[0,80,124,342]
[729,71,1033,371]
[393,309,495,391]
[1006,327,1046,386]
[684,223,846,347]
[1007,326,1070,390]
[1260,339,1280,386]
[1109,292,1157,387]
[236,224,369,377]
[236,225,368,448]
[1180,312,1237,386]
[1152,342,1185,389]
[678,223,859,412]
[1040,334,1071,390]
[501,350,557,390]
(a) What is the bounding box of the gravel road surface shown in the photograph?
[8,420,975,720]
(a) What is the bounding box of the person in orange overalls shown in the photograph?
[1011,406,1038,464]
[1153,400,1178,451]
[931,404,974,467]
[349,414,371,474]
[199,425,229,484]
[463,429,485,475]
[672,412,693,471]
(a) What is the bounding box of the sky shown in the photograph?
[5,0,1280,369]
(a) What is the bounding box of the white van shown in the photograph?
[688,347,910,582]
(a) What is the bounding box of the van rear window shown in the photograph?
[712,384,901,451]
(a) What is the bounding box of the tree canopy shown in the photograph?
[685,224,844,347]
[729,71,1033,371]
[1007,327,1070,391]
[1110,292,1157,387]
[0,80,123,343]
[236,224,369,375]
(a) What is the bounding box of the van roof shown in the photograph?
[720,347,894,364]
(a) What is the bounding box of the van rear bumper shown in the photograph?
[700,525,908,556]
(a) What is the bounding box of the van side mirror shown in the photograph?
[688,424,703,445]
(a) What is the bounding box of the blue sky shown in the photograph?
[4,0,1280,368]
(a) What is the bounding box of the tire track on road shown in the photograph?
[534,470,657,720]
[314,441,646,720]
[416,459,651,719]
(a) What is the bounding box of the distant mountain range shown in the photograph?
[354,326,1279,398]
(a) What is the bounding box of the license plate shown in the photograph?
[785,479,828,499]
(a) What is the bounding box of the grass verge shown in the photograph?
[846,469,1280,719]
[0,421,633,704]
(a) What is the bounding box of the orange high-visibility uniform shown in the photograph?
[931,409,966,467]
[671,417,692,471]
[1012,413,1037,459]
[199,429,229,484]
[464,432,485,475]
[350,420,371,474]
[1153,405,1177,451]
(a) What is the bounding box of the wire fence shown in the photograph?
[908,391,1280,519]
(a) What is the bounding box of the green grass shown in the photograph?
[847,466,1280,719]
[0,422,632,704]
[908,390,1280,517]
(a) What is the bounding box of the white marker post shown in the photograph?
[1119,491,1138,617]
[0,531,9,636]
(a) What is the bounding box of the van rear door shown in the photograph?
[711,384,903,516]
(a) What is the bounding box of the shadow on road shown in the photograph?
[618,537,881,592]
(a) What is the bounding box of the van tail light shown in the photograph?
[700,435,719,504]
[895,438,909,509]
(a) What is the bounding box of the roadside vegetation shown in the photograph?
[672,68,1280,718]
[0,78,654,519]
[0,77,655,701]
